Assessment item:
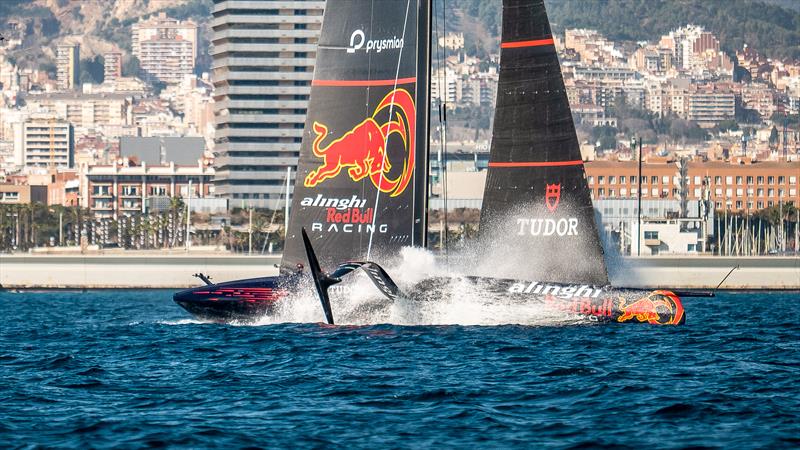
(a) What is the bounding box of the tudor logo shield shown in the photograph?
[545,183,561,212]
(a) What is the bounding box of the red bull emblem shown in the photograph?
[617,290,685,325]
[304,89,416,197]
[545,183,561,213]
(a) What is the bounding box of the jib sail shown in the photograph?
[477,0,608,285]
[282,0,431,273]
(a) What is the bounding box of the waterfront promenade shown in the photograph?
[0,250,797,289]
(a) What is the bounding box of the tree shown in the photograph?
[80,56,104,84]
[122,56,141,78]
[769,126,779,146]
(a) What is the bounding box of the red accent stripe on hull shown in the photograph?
[489,160,584,168]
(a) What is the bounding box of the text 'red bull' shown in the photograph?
[304,89,416,197]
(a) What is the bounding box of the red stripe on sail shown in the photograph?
[501,38,555,49]
[489,160,584,168]
[312,77,417,87]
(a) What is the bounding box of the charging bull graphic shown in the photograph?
[616,290,685,325]
[304,89,416,197]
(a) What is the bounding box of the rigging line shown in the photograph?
[367,0,412,259]
[441,0,449,260]
[433,0,448,259]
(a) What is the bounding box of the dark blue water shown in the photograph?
[1,291,799,448]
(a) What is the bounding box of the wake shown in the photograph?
[252,247,585,327]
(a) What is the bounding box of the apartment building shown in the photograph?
[585,159,800,212]
[103,52,122,84]
[79,160,215,218]
[22,116,74,169]
[25,93,133,130]
[56,43,80,91]
[132,13,199,85]
[211,0,325,208]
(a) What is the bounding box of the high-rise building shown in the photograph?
[211,0,325,208]
[23,115,74,169]
[56,43,80,91]
[132,13,198,85]
[103,52,122,84]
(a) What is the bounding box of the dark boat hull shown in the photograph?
[173,276,294,323]
[429,277,686,325]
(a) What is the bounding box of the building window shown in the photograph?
[757,201,764,209]
[644,231,659,240]
[736,188,743,196]
[757,188,764,196]
[768,188,775,197]
[630,176,636,184]
[662,176,669,184]
[726,176,733,184]
[598,188,605,196]
[757,176,764,185]
[736,176,743,185]
[651,176,658,185]
[768,176,775,185]
[790,176,797,185]
[736,200,742,209]
[715,176,722,185]
[587,176,594,185]
[620,176,626,185]
[620,188,627,196]
[598,176,605,185]
[726,188,732,197]
[651,188,658,196]
[687,244,696,252]
[747,176,753,185]
[609,176,616,184]
[694,176,701,185]
[779,189,785,198]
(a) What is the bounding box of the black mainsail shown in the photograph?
[477,0,608,285]
[282,0,432,273]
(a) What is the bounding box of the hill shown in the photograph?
[448,0,800,61]
[1,0,212,81]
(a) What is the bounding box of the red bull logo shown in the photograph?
[304,89,416,198]
[616,290,685,325]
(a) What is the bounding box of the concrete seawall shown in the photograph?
[0,254,281,289]
[0,254,797,290]
[611,256,799,290]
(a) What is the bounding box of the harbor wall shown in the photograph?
[0,254,797,290]
[0,254,281,289]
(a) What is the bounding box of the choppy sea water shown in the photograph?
[1,290,799,448]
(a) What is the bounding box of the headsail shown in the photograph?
[282,0,431,273]
[477,0,608,285]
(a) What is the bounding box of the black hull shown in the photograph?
[173,276,294,324]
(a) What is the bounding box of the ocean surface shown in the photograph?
[1,290,799,449]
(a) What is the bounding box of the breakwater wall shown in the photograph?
[0,254,281,289]
[0,254,797,290]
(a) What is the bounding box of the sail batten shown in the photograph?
[477,0,608,285]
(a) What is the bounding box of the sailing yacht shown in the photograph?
[173,0,432,322]
[304,0,695,326]
[176,0,695,325]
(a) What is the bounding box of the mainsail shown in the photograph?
[282,0,431,273]
[477,0,608,285]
